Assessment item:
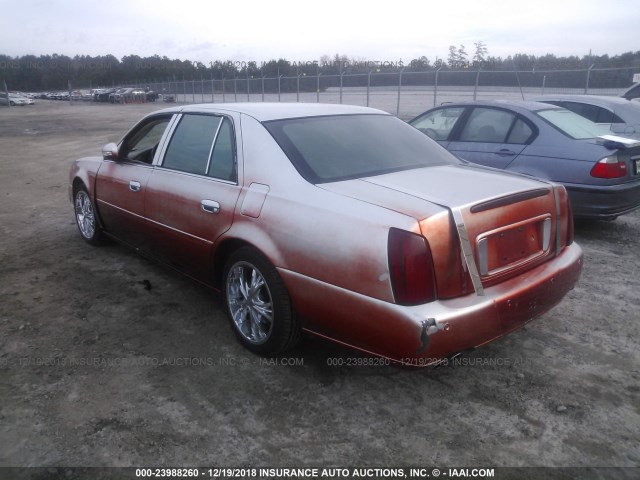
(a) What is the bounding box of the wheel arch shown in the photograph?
[70,170,105,230]
[212,237,258,289]
[211,223,290,289]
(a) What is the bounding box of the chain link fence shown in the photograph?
[76,66,639,119]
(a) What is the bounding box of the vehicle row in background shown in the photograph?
[93,87,159,103]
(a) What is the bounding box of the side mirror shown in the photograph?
[102,142,119,161]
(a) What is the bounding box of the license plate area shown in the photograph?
[477,214,552,277]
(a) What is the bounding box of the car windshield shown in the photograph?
[536,108,610,139]
[264,114,460,183]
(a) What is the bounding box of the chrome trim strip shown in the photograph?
[96,199,145,220]
[451,207,484,296]
[477,237,488,276]
[542,217,552,252]
[96,199,212,245]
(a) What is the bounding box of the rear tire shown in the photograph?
[223,247,300,356]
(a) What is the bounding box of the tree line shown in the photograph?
[1,48,639,92]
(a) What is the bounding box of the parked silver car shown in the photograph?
[621,82,640,101]
[535,95,640,139]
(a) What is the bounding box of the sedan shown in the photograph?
[69,103,582,364]
[3,93,32,106]
[410,100,640,220]
[93,88,116,102]
[534,95,640,139]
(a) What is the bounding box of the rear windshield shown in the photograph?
[536,109,610,139]
[264,114,460,183]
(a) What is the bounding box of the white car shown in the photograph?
[535,95,640,139]
[5,94,34,106]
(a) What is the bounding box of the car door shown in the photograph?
[144,112,242,281]
[95,114,173,247]
[447,107,532,169]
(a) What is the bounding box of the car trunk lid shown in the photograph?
[322,164,568,299]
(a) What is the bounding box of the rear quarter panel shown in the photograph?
[226,113,423,303]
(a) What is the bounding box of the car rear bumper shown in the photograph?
[280,242,583,364]
[565,180,640,219]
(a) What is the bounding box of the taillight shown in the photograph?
[591,156,627,179]
[388,228,437,305]
[566,200,574,246]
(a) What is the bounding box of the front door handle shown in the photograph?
[129,181,141,192]
[201,200,220,214]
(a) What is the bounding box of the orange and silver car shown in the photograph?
[69,103,583,365]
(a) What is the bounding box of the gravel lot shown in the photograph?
[0,101,639,478]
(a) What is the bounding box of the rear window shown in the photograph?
[264,114,460,183]
[536,109,609,139]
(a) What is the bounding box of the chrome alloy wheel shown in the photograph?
[75,190,96,240]
[226,261,274,345]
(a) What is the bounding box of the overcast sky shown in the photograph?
[1,0,638,64]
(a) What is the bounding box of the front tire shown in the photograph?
[74,186,105,245]
[223,247,300,356]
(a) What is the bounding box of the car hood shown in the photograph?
[319,164,551,219]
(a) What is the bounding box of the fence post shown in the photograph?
[234,78,237,102]
[278,75,282,102]
[211,76,215,103]
[317,73,321,103]
[473,69,480,101]
[396,67,405,116]
[542,75,546,96]
[247,71,250,102]
[434,66,442,107]
[201,77,205,103]
[585,64,595,94]
[514,70,524,100]
[262,75,265,102]
[367,70,372,107]
[222,76,226,103]
[192,79,196,104]
[339,70,344,104]
[297,74,300,102]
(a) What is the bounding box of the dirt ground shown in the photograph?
[0,101,639,477]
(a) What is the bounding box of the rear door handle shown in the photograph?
[201,200,220,214]
[129,181,141,192]
[496,149,516,157]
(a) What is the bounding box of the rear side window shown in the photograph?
[265,114,460,183]
[459,108,516,143]
[207,118,237,182]
[507,119,534,144]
